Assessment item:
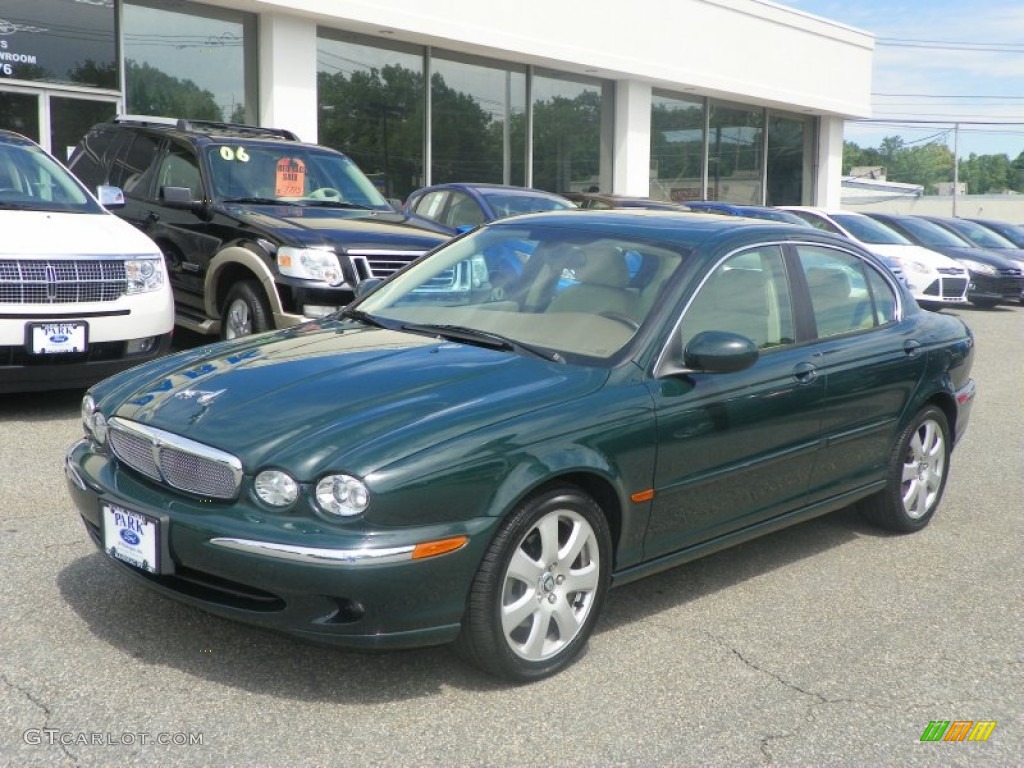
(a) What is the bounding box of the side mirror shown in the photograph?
[354,278,383,298]
[682,331,759,373]
[96,185,125,209]
[162,186,211,218]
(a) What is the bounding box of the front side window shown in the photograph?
[156,144,202,198]
[677,246,794,350]
[796,245,896,337]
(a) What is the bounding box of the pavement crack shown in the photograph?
[2,671,79,765]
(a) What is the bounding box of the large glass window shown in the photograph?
[708,100,763,204]
[0,91,40,141]
[650,91,705,203]
[50,97,117,163]
[0,0,117,88]
[532,73,608,194]
[430,53,526,187]
[766,113,810,206]
[123,0,256,124]
[317,32,425,202]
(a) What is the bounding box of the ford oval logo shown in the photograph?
[120,529,141,546]
[49,334,69,344]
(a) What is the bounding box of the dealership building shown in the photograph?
[0,0,873,206]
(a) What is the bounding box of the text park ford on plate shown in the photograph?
[66,210,976,682]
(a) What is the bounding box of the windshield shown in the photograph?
[355,221,689,364]
[479,190,576,218]
[205,143,391,208]
[894,217,971,247]
[833,214,912,245]
[0,139,100,213]
[940,218,1016,248]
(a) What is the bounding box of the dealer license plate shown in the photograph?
[102,503,159,574]
[29,322,87,354]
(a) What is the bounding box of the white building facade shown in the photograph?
[0,0,873,206]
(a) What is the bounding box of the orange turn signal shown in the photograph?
[630,489,655,503]
[411,536,469,560]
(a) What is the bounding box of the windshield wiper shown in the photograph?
[400,323,564,363]
[298,200,377,210]
[221,196,284,205]
[339,307,393,329]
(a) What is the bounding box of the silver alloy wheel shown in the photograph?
[500,508,601,661]
[901,417,947,519]
[224,297,252,339]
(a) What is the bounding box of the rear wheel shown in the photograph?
[221,279,271,339]
[859,405,951,533]
[456,486,611,682]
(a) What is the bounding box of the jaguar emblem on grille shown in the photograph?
[174,388,226,405]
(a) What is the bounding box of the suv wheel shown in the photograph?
[222,280,271,339]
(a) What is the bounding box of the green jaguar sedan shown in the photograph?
[66,210,976,682]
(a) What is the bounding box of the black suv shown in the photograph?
[68,117,449,338]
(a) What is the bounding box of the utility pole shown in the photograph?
[952,122,959,217]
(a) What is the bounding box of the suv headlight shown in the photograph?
[278,247,344,285]
[124,257,166,294]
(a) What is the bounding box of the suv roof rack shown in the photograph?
[112,115,299,141]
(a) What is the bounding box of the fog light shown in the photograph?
[126,336,157,354]
[303,304,340,318]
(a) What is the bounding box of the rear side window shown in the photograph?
[795,245,897,337]
[68,127,119,190]
[109,133,162,195]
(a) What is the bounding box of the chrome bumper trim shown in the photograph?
[210,537,415,565]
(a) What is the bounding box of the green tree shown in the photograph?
[125,60,222,121]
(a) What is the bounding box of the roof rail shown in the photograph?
[176,119,300,141]
[112,115,299,141]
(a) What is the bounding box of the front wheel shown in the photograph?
[456,486,611,682]
[221,279,272,340]
[858,405,951,533]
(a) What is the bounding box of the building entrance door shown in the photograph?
[0,86,117,159]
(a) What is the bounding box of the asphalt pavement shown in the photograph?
[1,304,1021,768]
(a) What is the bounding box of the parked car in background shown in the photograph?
[684,201,808,224]
[866,213,1024,308]
[562,192,689,211]
[68,116,448,340]
[68,210,976,682]
[779,207,968,309]
[404,183,576,235]
[967,217,1024,249]
[0,130,173,394]
[921,215,1024,268]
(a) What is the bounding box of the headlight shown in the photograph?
[958,259,998,276]
[124,257,166,294]
[315,474,369,517]
[81,394,108,444]
[278,247,344,285]
[254,470,299,507]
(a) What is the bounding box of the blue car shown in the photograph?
[403,183,576,235]
[685,201,811,225]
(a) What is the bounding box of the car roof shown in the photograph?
[0,130,39,147]
[96,115,323,149]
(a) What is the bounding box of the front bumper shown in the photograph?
[65,439,495,649]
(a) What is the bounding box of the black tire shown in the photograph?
[969,298,1000,309]
[859,405,951,533]
[221,279,272,340]
[456,485,611,682]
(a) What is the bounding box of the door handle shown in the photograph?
[904,339,922,357]
[793,361,818,383]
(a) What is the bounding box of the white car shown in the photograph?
[0,130,174,393]
[780,206,969,308]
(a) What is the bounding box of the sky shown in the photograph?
[781,0,1024,159]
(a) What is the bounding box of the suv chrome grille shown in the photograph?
[0,259,127,304]
[108,418,243,500]
[349,250,427,279]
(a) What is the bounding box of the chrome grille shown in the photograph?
[349,250,427,279]
[108,417,243,500]
[0,259,126,304]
